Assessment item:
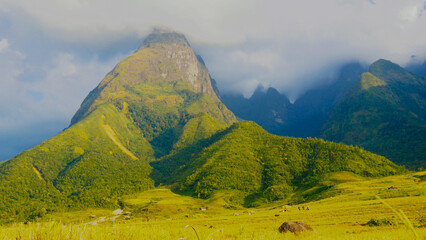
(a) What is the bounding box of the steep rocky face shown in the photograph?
[140,29,217,97]
[71,27,220,125]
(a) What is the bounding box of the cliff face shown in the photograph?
[139,28,218,99]
[72,28,220,125]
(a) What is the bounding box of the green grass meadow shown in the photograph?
[1,171,425,239]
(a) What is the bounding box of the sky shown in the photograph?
[1,0,426,161]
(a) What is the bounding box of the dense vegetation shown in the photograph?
[320,60,426,168]
[0,29,409,225]
[152,121,405,206]
[223,60,426,169]
[0,28,236,223]
[0,104,156,223]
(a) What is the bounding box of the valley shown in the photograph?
[0,171,424,239]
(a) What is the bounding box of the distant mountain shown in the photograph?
[288,63,367,137]
[320,59,426,168]
[221,62,366,137]
[152,121,404,206]
[0,27,236,222]
[406,59,426,77]
[221,85,291,133]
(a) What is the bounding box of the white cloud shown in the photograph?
[0,42,120,131]
[0,39,9,52]
[1,0,425,96]
[231,50,280,70]
[0,40,122,161]
[31,52,119,118]
[2,0,420,47]
[399,4,424,25]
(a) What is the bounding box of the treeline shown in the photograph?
[152,121,405,205]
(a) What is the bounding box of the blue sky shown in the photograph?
[0,0,426,161]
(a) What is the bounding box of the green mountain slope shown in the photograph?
[320,59,426,168]
[0,28,236,222]
[0,104,155,222]
[152,121,404,206]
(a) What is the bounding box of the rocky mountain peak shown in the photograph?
[132,27,218,99]
[70,27,221,125]
[140,27,190,48]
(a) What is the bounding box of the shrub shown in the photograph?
[366,218,395,227]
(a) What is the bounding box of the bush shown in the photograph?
[263,184,293,201]
[366,218,395,227]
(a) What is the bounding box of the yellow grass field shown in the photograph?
[0,171,425,240]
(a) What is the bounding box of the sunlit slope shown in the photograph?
[321,59,426,168]
[70,28,236,157]
[0,104,154,221]
[0,28,236,222]
[71,28,233,127]
[152,121,405,205]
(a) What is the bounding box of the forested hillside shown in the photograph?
[152,121,405,206]
[321,60,426,168]
[0,28,236,222]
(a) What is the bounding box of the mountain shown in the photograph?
[221,62,365,137]
[320,59,426,168]
[152,121,404,206]
[0,29,404,223]
[70,27,236,157]
[287,63,367,137]
[221,85,291,132]
[0,27,236,222]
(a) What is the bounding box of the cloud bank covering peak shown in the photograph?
[0,0,426,160]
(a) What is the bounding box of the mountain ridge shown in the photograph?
[320,59,426,168]
[221,59,425,168]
